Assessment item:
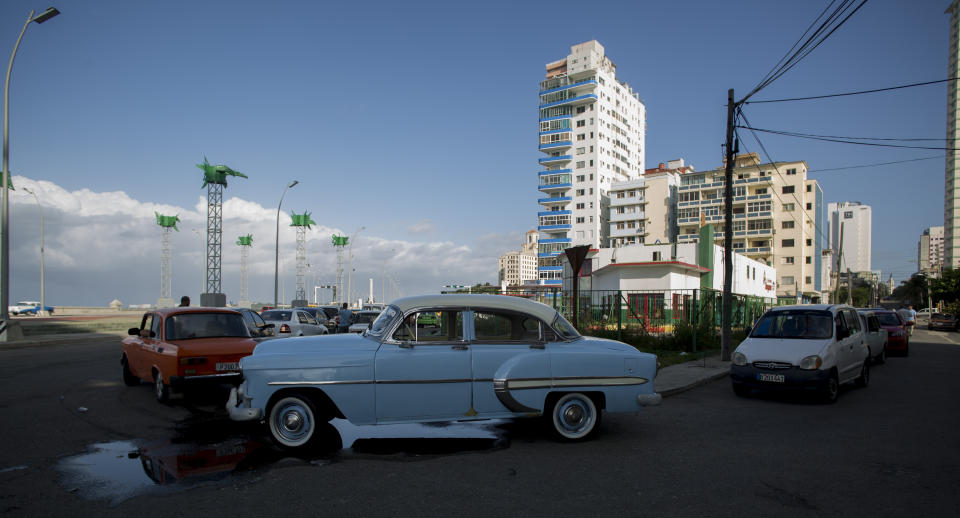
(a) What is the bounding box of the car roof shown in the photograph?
[149,307,242,317]
[766,304,849,313]
[390,294,559,322]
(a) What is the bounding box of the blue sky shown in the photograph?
[0,0,949,305]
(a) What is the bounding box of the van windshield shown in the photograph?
[750,310,833,340]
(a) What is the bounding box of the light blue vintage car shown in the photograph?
[227,294,661,449]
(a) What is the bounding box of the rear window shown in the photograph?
[750,310,833,340]
[164,313,249,340]
[261,310,292,321]
[875,312,903,326]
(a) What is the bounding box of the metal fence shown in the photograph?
[506,288,776,353]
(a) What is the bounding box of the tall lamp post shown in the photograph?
[346,226,364,307]
[2,7,60,327]
[274,180,298,308]
[20,187,43,316]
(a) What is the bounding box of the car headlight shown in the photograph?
[799,355,823,370]
[732,352,747,366]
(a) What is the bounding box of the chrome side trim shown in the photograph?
[268,380,374,386]
[504,376,650,390]
[494,379,540,413]
[267,378,474,386]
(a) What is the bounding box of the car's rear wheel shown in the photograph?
[855,360,870,388]
[153,371,169,403]
[269,395,319,449]
[121,356,139,387]
[820,371,839,404]
[548,393,600,441]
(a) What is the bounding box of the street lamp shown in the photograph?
[346,226,364,307]
[274,180,297,307]
[2,7,60,325]
[20,187,43,316]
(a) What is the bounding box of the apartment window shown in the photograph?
[782,257,795,264]
[576,161,585,169]
[590,132,594,138]
[653,251,662,261]
[576,147,585,155]
[805,256,812,264]
[844,211,853,219]
[782,276,795,285]
[806,239,812,246]
[783,203,795,211]
[576,175,585,182]
[733,221,746,232]
[734,186,746,197]
[756,187,767,195]
[589,160,594,166]
[576,106,586,114]
[576,134,585,141]
[747,201,771,213]
[782,239,795,247]
[786,168,797,175]
[575,217,585,223]
[806,203,812,210]
[616,222,625,229]
[576,189,585,196]
[782,221,795,229]
[679,191,700,202]
[678,208,699,219]
[576,120,585,127]
[589,146,594,152]
[806,184,812,192]
[805,276,812,284]
[782,185,795,194]
[589,188,593,194]
[575,203,585,209]
[748,219,772,230]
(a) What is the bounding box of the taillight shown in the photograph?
[280,324,291,333]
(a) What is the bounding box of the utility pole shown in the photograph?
[721,89,736,361]
[847,268,853,305]
[833,222,845,305]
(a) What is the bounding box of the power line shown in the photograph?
[737,126,960,151]
[735,126,956,142]
[745,78,955,104]
[808,156,943,173]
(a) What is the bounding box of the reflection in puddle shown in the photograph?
[57,418,513,503]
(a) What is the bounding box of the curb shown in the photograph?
[660,370,729,398]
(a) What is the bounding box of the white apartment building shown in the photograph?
[674,153,825,302]
[537,40,646,287]
[945,1,960,267]
[828,201,872,273]
[498,246,538,288]
[607,161,686,248]
[918,225,944,276]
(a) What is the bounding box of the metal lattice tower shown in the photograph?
[236,234,253,304]
[332,234,349,303]
[155,212,180,304]
[290,212,315,304]
[196,157,246,306]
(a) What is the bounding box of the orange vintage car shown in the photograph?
[121,307,258,402]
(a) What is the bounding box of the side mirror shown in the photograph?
[128,327,139,336]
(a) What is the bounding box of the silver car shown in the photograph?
[260,309,329,337]
[347,310,381,333]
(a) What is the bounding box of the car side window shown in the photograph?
[297,311,308,324]
[835,313,848,339]
[845,309,861,333]
[392,310,463,342]
[473,311,541,342]
[150,314,162,339]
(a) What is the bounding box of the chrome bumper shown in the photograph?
[226,386,262,422]
[637,392,662,406]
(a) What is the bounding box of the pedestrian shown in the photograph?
[179,296,190,307]
[338,302,353,334]
[906,305,917,336]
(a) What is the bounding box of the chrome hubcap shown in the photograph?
[563,405,584,426]
[283,411,304,432]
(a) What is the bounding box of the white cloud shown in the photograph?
[7,176,512,306]
[406,219,435,234]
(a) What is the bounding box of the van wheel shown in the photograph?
[820,372,839,404]
[855,361,870,388]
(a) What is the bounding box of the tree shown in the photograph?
[930,268,960,306]
[891,274,926,308]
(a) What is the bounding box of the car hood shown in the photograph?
[582,336,650,355]
[734,337,831,365]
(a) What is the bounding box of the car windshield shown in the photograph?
[366,306,400,338]
[164,313,249,340]
[875,313,902,326]
[750,310,833,339]
[552,313,581,340]
[354,312,380,325]
[261,310,291,321]
[320,307,338,319]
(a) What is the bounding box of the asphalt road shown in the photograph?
[0,330,958,517]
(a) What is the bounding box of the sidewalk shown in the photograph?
[655,354,730,397]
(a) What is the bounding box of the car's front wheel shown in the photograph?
[269,395,319,449]
[855,360,870,388]
[820,371,839,404]
[121,356,139,387]
[548,393,600,441]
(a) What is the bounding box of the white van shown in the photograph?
[730,304,870,403]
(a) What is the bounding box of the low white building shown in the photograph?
[562,227,776,299]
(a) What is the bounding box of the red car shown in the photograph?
[873,309,910,356]
[121,307,258,402]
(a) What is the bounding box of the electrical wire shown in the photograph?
[745,78,956,104]
[735,127,955,142]
[808,156,943,173]
[737,126,960,151]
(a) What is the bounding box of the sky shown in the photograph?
[0,0,949,306]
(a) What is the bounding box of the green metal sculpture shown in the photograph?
[236,234,253,246]
[196,156,247,188]
[154,212,180,230]
[332,234,349,246]
[290,211,316,228]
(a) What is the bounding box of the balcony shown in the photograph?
[610,211,645,223]
[747,228,773,236]
[538,183,572,193]
[539,78,598,95]
[610,195,645,207]
[538,224,572,231]
[610,227,648,238]
[539,155,572,165]
[538,196,571,206]
[539,93,598,110]
[539,140,573,152]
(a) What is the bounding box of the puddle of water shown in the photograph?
[57,418,515,503]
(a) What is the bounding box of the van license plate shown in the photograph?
[216,362,239,372]
[757,373,785,383]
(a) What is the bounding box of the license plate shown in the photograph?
[757,373,785,383]
[216,362,239,372]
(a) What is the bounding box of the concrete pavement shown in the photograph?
[655,354,729,397]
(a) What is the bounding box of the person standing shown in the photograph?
[338,303,353,334]
[905,305,918,336]
[179,296,190,307]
